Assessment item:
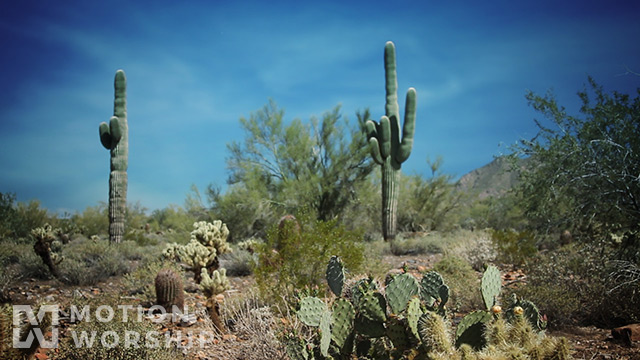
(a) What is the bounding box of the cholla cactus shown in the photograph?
[200,267,230,334]
[191,220,231,255]
[163,220,231,283]
[31,224,64,277]
[199,268,230,298]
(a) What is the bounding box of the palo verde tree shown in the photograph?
[366,41,417,242]
[512,77,640,259]
[213,101,375,239]
[98,70,128,243]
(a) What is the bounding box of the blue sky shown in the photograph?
[1,0,639,214]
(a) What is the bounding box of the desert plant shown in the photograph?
[287,259,567,359]
[98,69,128,244]
[490,228,537,265]
[31,224,63,277]
[254,212,365,304]
[123,259,184,303]
[56,237,130,285]
[365,41,416,243]
[155,268,185,311]
[162,220,231,283]
[200,267,231,333]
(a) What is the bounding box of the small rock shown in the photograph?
[179,313,197,327]
[611,323,640,346]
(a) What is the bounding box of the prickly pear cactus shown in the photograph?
[289,257,569,359]
[365,41,417,242]
[319,310,332,357]
[326,255,345,297]
[455,310,492,350]
[331,298,355,350]
[298,297,327,327]
[481,264,501,310]
[98,69,128,243]
[386,272,419,314]
[420,271,449,312]
[406,297,423,339]
[154,268,185,310]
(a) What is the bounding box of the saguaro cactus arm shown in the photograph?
[99,116,122,150]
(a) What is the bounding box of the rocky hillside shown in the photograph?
[457,156,527,199]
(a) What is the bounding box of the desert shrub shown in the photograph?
[515,242,640,328]
[148,204,197,234]
[124,229,161,247]
[490,228,537,265]
[0,267,19,303]
[204,292,286,360]
[445,229,497,271]
[386,233,445,256]
[433,255,483,313]
[0,240,25,266]
[58,238,130,285]
[116,240,152,261]
[54,297,184,360]
[0,194,52,241]
[254,212,365,304]
[125,201,150,234]
[396,159,462,233]
[72,203,109,237]
[221,249,254,277]
[18,251,51,279]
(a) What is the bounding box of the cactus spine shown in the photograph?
[154,268,185,311]
[366,41,416,242]
[99,70,128,243]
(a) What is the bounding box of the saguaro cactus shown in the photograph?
[366,41,416,242]
[99,70,128,243]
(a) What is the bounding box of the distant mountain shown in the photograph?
[457,156,527,199]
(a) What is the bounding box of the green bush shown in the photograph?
[386,233,445,256]
[0,193,52,241]
[433,255,483,313]
[57,238,130,285]
[515,242,640,328]
[254,212,365,303]
[18,251,51,279]
[490,228,537,265]
[122,259,185,303]
[72,203,109,237]
[221,249,254,277]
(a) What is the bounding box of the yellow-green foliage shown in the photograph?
[254,212,365,303]
[199,268,230,298]
[433,255,483,313]
[190,220,231,255]
[490,229,537,265]
[162,220,231,280]
[177,240,216,269]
